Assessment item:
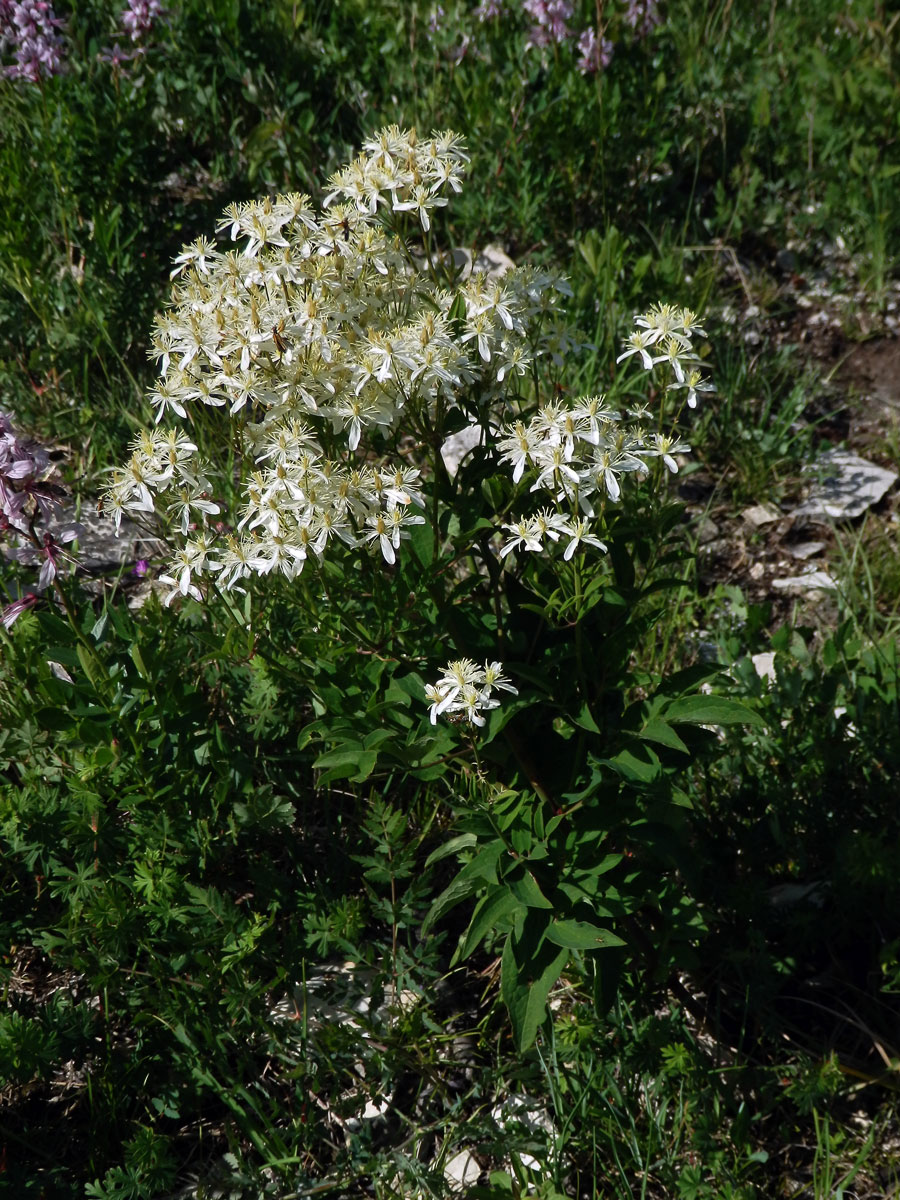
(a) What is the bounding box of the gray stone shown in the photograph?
[742,502,781,527]
[474,243,515,277]
[694,515,719,544]
[444,1151,481,1191]
[440,423,488,477]
[793,449,897,521]
[61,505,165,574]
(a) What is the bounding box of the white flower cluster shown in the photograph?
[616,302,715,409]
[106,126,579,603]
[424,658,517,727]
[495,391,691,560]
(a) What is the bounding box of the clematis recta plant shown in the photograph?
[107,126,732,1046]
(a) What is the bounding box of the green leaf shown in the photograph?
[593,852,624,876]
[130,643,149,680]
[35,610,73,643]
[461,887,523,959]
[35,706,76,732]
[501,934,568,1051]
[313,745,378,783]
[506,866,553,910]
[424,832,477,869]
[570,703,600,734]
[422,842,505,932]
[544,919,625,950]
[607,745,660,782]
[638,718,689,754]
[75,644,102,688]
[363,728,394,750]
[665,695,764,727]
[447,289,467,333]
[405,516,435,569]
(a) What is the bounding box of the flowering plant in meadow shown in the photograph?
[100,127,721,1055]
[0,412,83,627]
[119,0,164,42]
[0,0,166,80]
[99,0,166,66]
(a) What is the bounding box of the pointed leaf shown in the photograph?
[424,832,477,870]
[665,695,764,727]
[507,867,554,910]
[638,718,689,754]
[545,919,625,950]
[501,935,568,1051]
[461,887,524,959]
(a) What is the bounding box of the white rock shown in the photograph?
[491,1095,554,1176]
[441,423,487,477]
[451,243,515,281]
[793,449,898,521]
[771,569,838,593]
[474,243,516,277]
[768,881,828,908]
[787,541,825,560]
[444,1150,481,1191]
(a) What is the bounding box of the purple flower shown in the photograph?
[576,26,613,74]
[474,0,505,18]
[0,481,28,532]
[624,0,661,37]
[119,0,164,42]
[0,0,66,82]
[523,0,574,47]
[98,42,136,67]
[1,413,80,591]
[1,590,38,630]
[0,414,58,531]
[427,3,445,34]
[9,524,83,590]
[132,557,150,577]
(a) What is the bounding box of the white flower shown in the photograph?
[530,443,580,496]
[496,421,539,484]
[557,516,607,560]
[362,513,398,564]
[634,302,681,345]
[170,236,218,280]
[500,518,544,558]
[424,657,515,727]
[646,433,691,474]
[651,334,694,384]
[667,368,715,409]
[393,183,447,232]
[113,130,705,610]
[481,661,517,695]
[458,684,495,726]
[425,681,451,724]
[616,329,656,370]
